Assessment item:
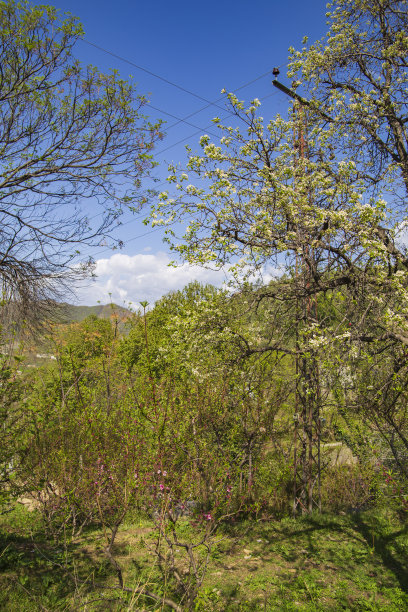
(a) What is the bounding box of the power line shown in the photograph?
[156,89,282,157]
[87,88,286,236]
[82,38,226,112]
[164,65,287,131]
[137,68,287,140]
[147,102,219,139]
[81,36,287,134]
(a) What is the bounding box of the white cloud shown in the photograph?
[395,220,408,250]
[74,252,230,306]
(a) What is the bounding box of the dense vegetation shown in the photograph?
[1,0,408,609]
[1,283,407,609]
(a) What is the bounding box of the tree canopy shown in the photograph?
[289,0,408,199]
[150,0,408,350]
[0,0,162,320]
[148,0,408,495]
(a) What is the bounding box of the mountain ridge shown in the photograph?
[58,302,132,324]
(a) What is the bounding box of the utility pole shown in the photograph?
[273,72,322,515]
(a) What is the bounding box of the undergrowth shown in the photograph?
[0,503,407,610]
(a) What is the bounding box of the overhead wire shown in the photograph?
[82,36,287,135]
[75,40,290,255]
[82,38,226,112]
[146,102,219,139]
[162,65,286,131]
[80,45,219,137]
[85,66,287,225]
[156,88,283,157]
[88,88,286,259]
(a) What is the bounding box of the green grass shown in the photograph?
[207,511,408,611]
[0,504,407,610]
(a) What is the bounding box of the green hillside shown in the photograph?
[0,303,133,364]
[57,302,132,324]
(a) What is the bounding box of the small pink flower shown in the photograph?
[159,483,164,491]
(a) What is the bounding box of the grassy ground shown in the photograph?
[0,503,407,611]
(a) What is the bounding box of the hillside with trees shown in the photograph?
[1,0,408,610]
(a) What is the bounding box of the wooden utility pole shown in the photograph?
[273,76,322,515]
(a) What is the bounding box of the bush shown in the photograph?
[321,463,379,512]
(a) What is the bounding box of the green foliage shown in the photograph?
[18,316,150,537]
[0,324,27,506]
[3,0,408,608]
[119,282,226,378]
[0,0,162,314]
[1,504,407,611]
[0,283,405,608]
[321,463,380,513]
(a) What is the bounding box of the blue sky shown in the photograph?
[53,0,329,306]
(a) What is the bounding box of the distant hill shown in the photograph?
[1,303,133,365]
[57,303,132,324]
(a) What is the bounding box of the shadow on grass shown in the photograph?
[0,523,174,611]
[0,525,114,610]
[350,512,408,593]
[218,510,408,598]
[276,512,408,592]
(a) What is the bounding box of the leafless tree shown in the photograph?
[0,1,162,325]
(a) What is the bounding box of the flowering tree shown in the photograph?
[283,0,408,360]
[150,0,408,350]
[149,0,408,500]
[289,0,408,200]
[287,0,408,484]
[151,90,389,353]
